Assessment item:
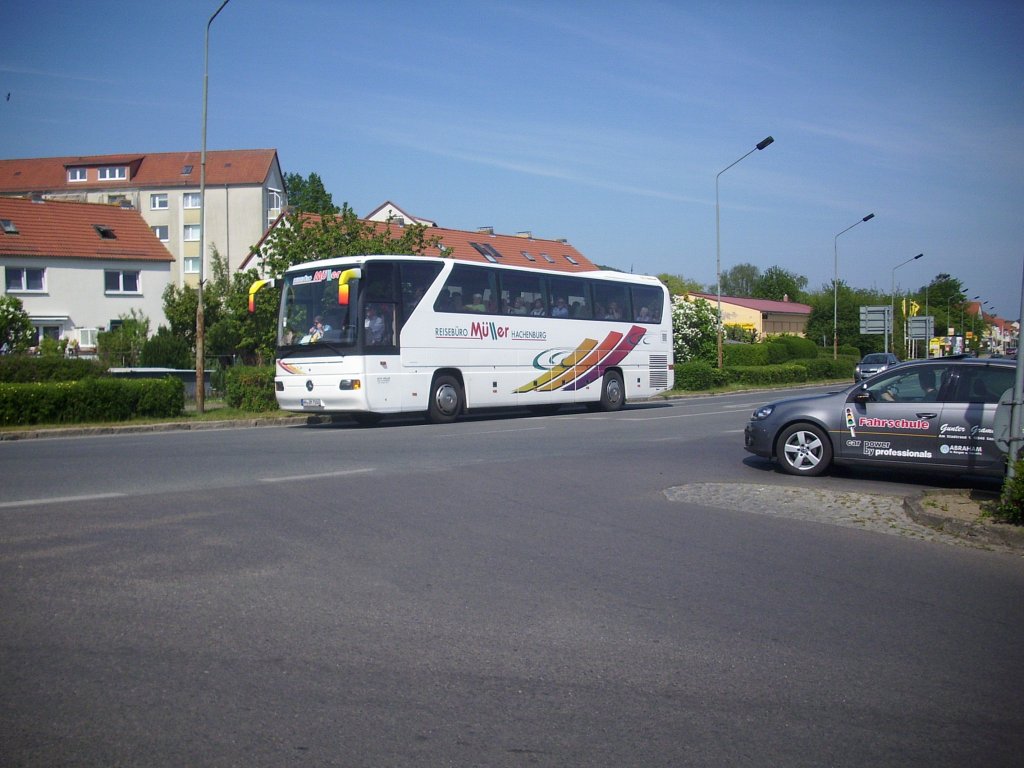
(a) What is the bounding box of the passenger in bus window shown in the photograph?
[308,315,330,341]
[365,305,385,345]
[552,297,569,318]
[465,293,486,312]
[605,302,622,320]
[509,296,528,315]
[636,306,652,322]
[530,298,546,316]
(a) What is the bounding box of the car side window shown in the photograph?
[953,367,1015,404]
[864,366,947,403]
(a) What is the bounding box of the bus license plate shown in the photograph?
[300,398,324,408]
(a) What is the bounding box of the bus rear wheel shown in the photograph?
[428,375,463,424]
[598,370,625,412]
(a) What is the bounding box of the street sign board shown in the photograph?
[860,305,890,335]
[908,315,935,340]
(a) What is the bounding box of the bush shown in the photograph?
[140,327,192,369]
[675,361,728,390]
[0,355,106,382]
[723,344,769,366]
[989,458,1024,525]
[725,364,809,386]
[224,365,278,412]
[764,335,818,363]
[0,377,184,426]
[793,356,857,379]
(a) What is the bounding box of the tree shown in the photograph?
[715,263,760,297]
[657,273,704,297]
[284,172,339,215]
[0,295,34,353]
[97,310,150,368]
[671,295,717,363]
[752,266,808,302]
[804,281,888,355]
[252,204,442,277]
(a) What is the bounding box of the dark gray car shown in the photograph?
[744,358,1016,477]
[854,352,900,382]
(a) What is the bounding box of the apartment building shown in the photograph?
[0,149,286,286]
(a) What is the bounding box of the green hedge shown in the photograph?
[224,365,278,412]
[723,344,769,366]
[0,377,184,426]
[0,356,106,383]
[725,364,810,386]
[792,356,857,379]
[674,361,729,390]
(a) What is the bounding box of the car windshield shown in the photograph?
[862,354,889,364]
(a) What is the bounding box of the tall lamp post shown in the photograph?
[196,0,232,414]
[833,213,875,358]
[715,135,774,369]
[889,253,923,355]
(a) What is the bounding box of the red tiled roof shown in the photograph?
[242,213,598,273]
[689,292,812,315]
[0,149,278,192]
[0,197,173,262]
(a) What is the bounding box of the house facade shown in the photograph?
[0,149,286,286]
[687,292,812,338]
[1,197,173,352]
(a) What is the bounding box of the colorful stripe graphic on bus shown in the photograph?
[515,325,646,393]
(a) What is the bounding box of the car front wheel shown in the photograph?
[777,423,832,476]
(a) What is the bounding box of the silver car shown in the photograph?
[744,358,1016,477]
[854,352,900,382]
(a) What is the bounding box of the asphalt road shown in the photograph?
[2,389,1022,766]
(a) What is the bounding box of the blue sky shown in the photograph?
[3,0,1022,323]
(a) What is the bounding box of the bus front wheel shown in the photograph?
[428,375,463,424]
[598,370,625,412]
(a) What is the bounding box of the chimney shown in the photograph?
[783,294,790,302]
[477,226,494,235]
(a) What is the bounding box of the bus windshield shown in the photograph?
[279,265,360,349]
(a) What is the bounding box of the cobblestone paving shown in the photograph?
[663,483,999,551]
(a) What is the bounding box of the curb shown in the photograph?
[904,489,1024,551]
[0,414,316,441]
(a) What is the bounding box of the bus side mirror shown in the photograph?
[248,278,276,313]
[338,268,361,307]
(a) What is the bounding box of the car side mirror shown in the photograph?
[853,389,871,404]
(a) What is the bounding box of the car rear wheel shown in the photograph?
[777,423,832,476]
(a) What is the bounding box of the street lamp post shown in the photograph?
[833,213,875,358]
[889,253,923,355]
[196,0,231,414]
[715,135,774,369]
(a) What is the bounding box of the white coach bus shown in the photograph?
[251,255,674,425]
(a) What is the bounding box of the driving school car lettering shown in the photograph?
[858,417,930,430]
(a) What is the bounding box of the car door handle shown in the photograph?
[916,412,938,419]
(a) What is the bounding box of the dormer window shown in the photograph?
[97,166,127,181]
[1,219,18,234]
[68,168,87,182]
[181,165,193,175]
[94,224,117,240]
[564,255,579,265]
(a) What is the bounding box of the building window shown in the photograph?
[5,267,45,292]
[183,192,201,209]
[184,256,200,274]
[97,166,127,181]
[150,193,168,210]
[94,224,117,240]
[32,325,62,346]
[68,168,87,182]
[78,328,98,349]
[105,270,140,294]
[151,225,169,241]
[268,188,282,209]
[183,224,200,241]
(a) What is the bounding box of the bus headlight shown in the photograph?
[339,379,362,390]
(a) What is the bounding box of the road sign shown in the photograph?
[859,305,890,335]
[908,316,935,341]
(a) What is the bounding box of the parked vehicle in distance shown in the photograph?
[744,358,1016,477]
[854,352,900,382]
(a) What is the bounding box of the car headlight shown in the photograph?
[752,405,775,420]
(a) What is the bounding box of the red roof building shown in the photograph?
[687,291,812,337]
[1,196,173,349]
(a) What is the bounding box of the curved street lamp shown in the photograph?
[715,135,774,369]
[889,253,923,355]
[196,0,232,414]
[833,213,875,358]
